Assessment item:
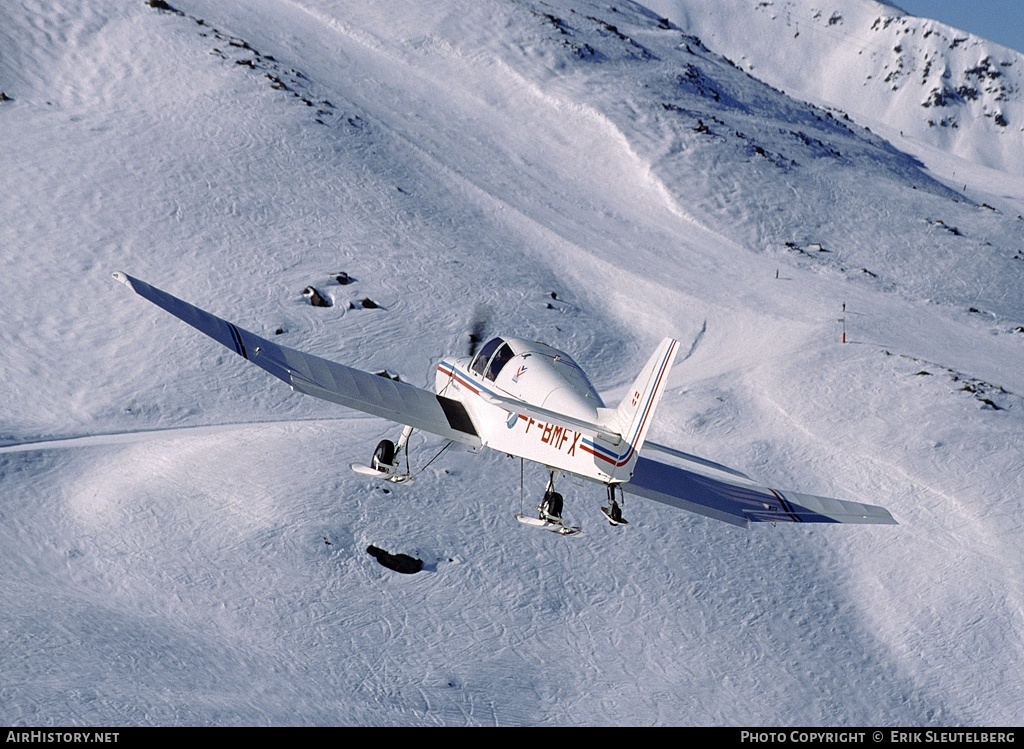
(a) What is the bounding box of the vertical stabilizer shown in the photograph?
[608,337,679,480]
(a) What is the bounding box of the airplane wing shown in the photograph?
[111,272,481,447]
[622,441,897,527]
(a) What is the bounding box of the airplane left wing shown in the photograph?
[112,272,481,447]
[622,441,897,528]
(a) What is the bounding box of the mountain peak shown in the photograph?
[646,0,1024,175]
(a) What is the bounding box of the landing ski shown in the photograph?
[601,505,629,526]
[515,513,582,536]
[349,462,413,483]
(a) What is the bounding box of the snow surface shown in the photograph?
[1,0,1022,726]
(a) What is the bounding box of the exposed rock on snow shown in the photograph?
[302,286,331,307]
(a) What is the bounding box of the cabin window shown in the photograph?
[485,343,514,381]
[470,337,503,377]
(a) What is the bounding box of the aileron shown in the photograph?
[623,444,897,527]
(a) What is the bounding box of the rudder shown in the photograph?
[608,337,679,480]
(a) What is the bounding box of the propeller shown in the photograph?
[467,306,490,357]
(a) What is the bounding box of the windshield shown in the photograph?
[485,343,514,381]
[470,337,503,377]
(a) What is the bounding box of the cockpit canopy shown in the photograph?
[469,337,516,382]
[467,336,605,420]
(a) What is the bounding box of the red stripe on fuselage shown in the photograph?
[438,363,482,395]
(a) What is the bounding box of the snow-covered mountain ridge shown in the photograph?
[1,0,1022,726]
[646,0,1024,176]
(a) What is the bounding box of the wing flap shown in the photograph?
[113,272,480,446]
[622,441,897,527]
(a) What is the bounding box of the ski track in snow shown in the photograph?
[1,0,1023,726]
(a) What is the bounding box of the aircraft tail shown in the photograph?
[607,337,679,480]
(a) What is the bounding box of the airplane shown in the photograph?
[111,271,897,535]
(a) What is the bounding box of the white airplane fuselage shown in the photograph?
[435,337,637,484]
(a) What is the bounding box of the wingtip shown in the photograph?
[111,271,133,289]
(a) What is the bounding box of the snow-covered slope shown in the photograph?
[1,0,1022,726]
[646,0,1024,177]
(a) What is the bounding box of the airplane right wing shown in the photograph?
[622,441,897,528]
[112,272,481,447]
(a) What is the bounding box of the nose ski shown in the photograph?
[601,484,629,526]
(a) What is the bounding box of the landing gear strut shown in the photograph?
[538,472,564,523]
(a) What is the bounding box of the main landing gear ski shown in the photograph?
[351,426,455,484]
[515,470,582,536]
[350,425,415,483]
